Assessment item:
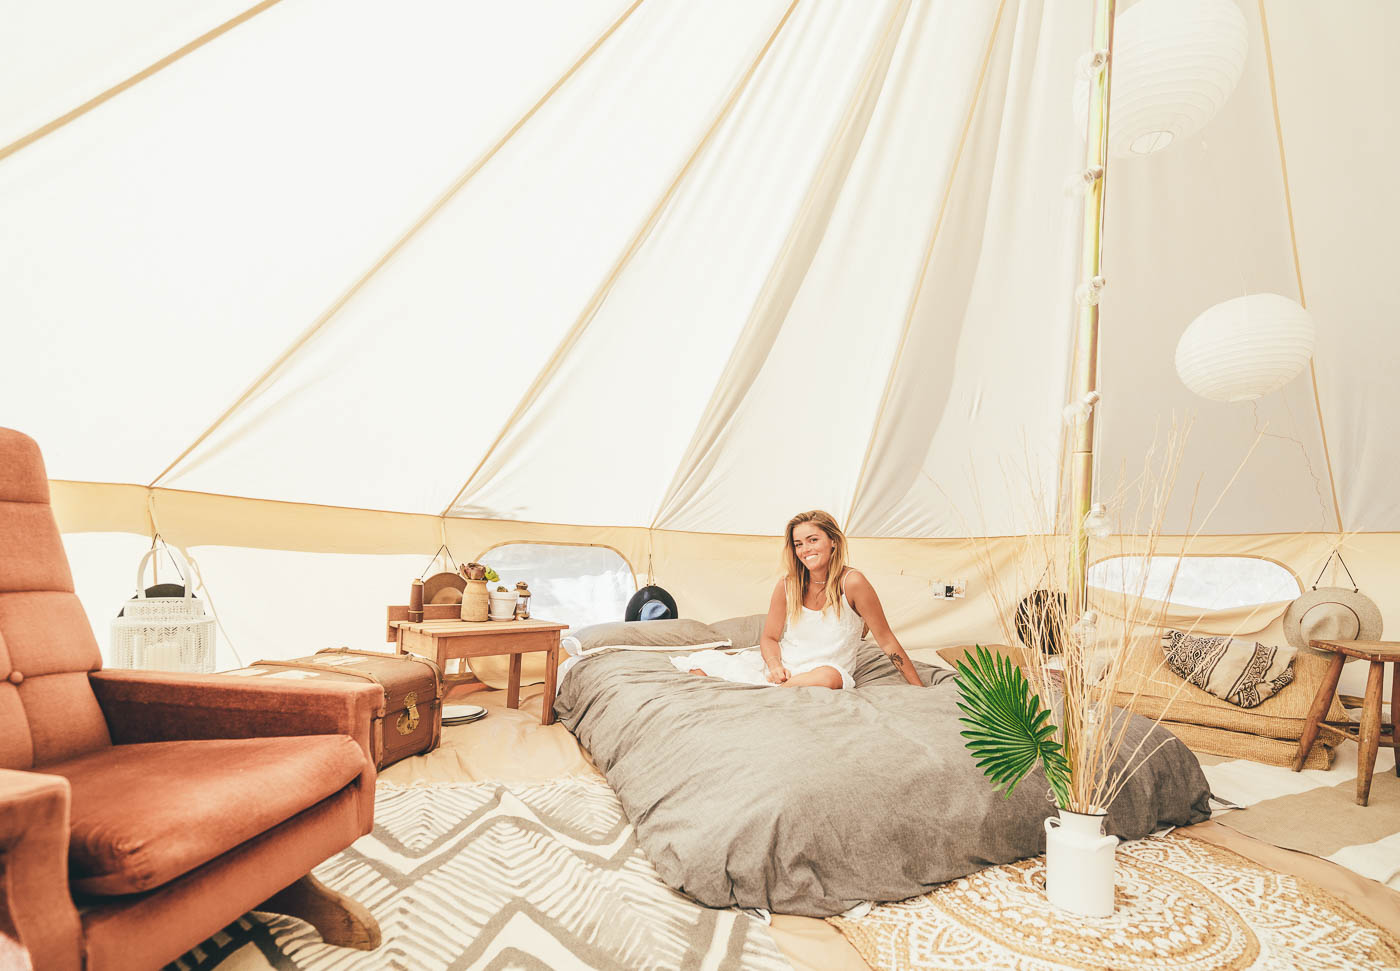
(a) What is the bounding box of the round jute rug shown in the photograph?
[828,831,1400,970]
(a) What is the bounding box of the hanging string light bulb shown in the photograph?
[1083,503,1111,538]
[1075,49,1109,81]
[1070,609,1099,645]
[1063,164,1105,197]
[1071,610,1111,683]
[1075,275,1107,306]
[1062,390,1101,427]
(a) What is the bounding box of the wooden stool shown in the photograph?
[1293,639,1399,806]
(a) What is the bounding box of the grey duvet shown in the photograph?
[554,642,1212,917]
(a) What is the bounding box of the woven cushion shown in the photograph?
[46,734,365,895]
[1113,629,1346,741]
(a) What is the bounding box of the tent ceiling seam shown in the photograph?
[842,0,1011,532]
[1256,0,1345,535]
[440,0,809,519]
[146,0,650,490]
[645,0,915,532]
[0,0,285,165]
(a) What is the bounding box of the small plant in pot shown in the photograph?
[488,583,518,621]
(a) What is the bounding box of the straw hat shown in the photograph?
[1282,586,1383,651]
[422,571,466,605]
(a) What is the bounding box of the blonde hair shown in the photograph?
[782,510,850,623]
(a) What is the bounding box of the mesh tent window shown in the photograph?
[477,543,636,630]
[1088,555,1301,610]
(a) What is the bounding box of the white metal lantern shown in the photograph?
[1175,293,1316,402]
[1074,0,1249,158]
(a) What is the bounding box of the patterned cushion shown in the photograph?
[1161,630,1296,709]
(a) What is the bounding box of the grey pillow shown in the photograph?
[561,618,730,657]
[707,614,767,651]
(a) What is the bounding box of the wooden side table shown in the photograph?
[389,619,567,726]
[1293,639,1399,806]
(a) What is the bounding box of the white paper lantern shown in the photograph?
[1074,0,1249,158]
[1175,294,1316,402]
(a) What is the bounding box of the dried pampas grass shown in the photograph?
[961,419,1302,813]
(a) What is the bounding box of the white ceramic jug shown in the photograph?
[1044,809,1118,917]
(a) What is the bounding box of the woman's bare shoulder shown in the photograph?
[842,567,871,592]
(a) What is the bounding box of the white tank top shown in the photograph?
[778,576,864,674]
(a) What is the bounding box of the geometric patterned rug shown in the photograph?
[167,777,789,971]
[828,831,1400,971]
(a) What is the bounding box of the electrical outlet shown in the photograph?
[930,578,967,600]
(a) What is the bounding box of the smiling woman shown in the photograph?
[670,510,924,689]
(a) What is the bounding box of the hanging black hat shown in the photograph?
[626,585,678,622]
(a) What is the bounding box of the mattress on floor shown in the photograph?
[554,642,1212,917]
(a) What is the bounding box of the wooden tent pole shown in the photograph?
[1068,0,1117,608]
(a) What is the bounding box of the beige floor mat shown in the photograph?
[1199,744,1400,896]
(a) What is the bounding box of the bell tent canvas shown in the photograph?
[1,0,1397,682]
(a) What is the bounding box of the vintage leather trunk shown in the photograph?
[249,648,443,770]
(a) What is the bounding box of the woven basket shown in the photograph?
[110,548,216,673]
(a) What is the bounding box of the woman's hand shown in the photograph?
[760,580,789,684]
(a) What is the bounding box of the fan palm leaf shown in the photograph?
[954,645,1071,806]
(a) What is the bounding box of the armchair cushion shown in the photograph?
[44,734,366,895]
[90,670,382,833]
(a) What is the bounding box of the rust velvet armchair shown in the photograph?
[0,428,382,970]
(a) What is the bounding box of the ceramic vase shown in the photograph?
[1044,809,1117,917]
[460,579,489,622]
